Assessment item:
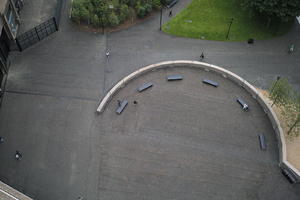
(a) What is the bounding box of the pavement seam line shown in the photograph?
[5,90,98,102]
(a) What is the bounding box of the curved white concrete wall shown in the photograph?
[0,181,33,200]
[97,60,300,182]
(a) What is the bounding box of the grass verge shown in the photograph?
[162,0,294,41]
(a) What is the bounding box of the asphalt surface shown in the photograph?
[99,67,300,200]
[17,0,58,35]
[0,0,300,199]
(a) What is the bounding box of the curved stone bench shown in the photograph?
[96,60,300,182]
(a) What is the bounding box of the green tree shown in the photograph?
[71,8,81,24]
[108,12,120,26]
[119,4,130,23]
[242,0,300,22]
[80,7,91,24]
[91,14,99,27]
[152,0,162,9]
[269,78,292,107]
[136,5,146,18]
[144,3,152,14]
[90,0,110,32]
[71,0,161,28]
[72,0,93,24]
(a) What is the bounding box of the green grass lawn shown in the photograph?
[162,0,294,41]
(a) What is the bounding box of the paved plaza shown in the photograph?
[0,0,300,199]
[98,67,299,200]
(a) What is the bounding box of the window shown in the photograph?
[5,4,19,36]
[13,0,24,13]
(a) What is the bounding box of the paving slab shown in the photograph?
[18,0,58,35]
[0,0,299,199]
[0,92,100,200]
[99,67,300,200]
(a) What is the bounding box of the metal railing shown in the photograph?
[15,17,58,51]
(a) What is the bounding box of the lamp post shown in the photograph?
[159,0,166,31]
[226,18,234,40]
[159,6,163,31]
[100,15,105,34]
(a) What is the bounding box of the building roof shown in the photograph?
[0,0,8,14]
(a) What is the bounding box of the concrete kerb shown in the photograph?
[96,60,300,182]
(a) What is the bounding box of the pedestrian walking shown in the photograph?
[117,100,122,107]
[288,44,295,53]
[200,52,204,60]
[169,10,173,17]
[15,151,22,161]
[106,49,110,58]
[133,100,138,105]
[0,136,4,143]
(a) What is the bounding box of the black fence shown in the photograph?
[0,29,10,67]
[16,17,58,51]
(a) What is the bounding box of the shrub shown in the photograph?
[119,4,130,22]
[79,7,91,23]
[151,0,161,10]
[144,3,152,14]
[108,12,120,26]
[128,0,138,7]
[91,14,99,27]
[102,15,110,27]
[120,0,130,5]
[71,8,81,24]
[137,6,146,18]
[71,0,157,27]
[72,0,85,23]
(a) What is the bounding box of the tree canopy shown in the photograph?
[243,0,300,21]
[71,0,161,28]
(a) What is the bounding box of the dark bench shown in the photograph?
[258,134,266,150]
[166,0,179,8]
[138,82,153,92]
[203,79,219,87]
[116,100,128,114]
[167,75,183,81]
[281,168,297,184]
[236,98,249,111]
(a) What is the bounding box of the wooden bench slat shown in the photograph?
[116,100,128,114]
[167,0,179,8]
[167,75,183,81]
[282,169,297,184]
[258,134,266,150]
[138,82,153,92]
[236,98,249,111]
[203,79,219,87]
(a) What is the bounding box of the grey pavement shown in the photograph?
[106,9,300,93]
[17,0,58,35]
[99,67,300,200]
[0,0,300,199]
